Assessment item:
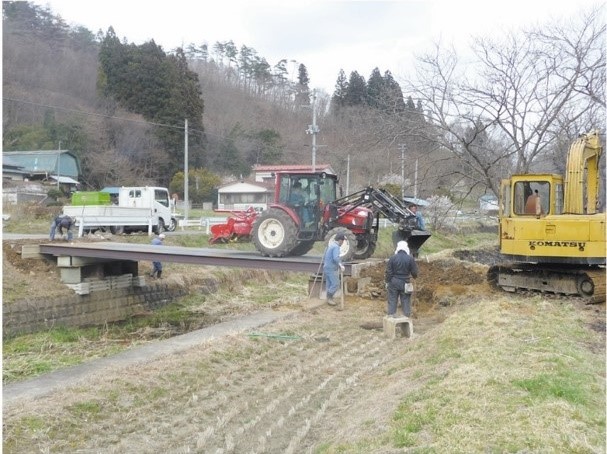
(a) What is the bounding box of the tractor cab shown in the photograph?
[275,172,337,232]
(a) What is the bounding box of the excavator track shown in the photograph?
[488,265,606,303]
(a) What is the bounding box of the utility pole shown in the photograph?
[398,143,407,201]
[306,90,320,172]
[184,119,189,221]
[57,141,62,188]
[414,158,418,199]
[346,154,350,196]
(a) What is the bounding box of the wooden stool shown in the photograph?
[383,316,413,339]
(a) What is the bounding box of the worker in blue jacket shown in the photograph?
[408,203,426,230]
[150,233,165,279]
[323,232,346,306]
[49,215,74,241]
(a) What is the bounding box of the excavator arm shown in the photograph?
[564,130,603,214]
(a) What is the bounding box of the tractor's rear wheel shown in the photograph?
[252,208,299,257]
[325,228,356,262]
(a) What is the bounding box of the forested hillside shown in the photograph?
[3,2,605,204]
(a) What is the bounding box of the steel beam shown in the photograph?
[39,242,353,274]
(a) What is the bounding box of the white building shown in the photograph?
[216,181,273,211]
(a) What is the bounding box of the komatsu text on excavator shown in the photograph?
[488,130,606,302]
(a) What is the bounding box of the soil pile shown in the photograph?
[356,256,495,317]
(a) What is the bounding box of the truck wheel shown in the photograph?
[252,208,299,257]
[110,225,124,235]
[167,218,177,232]
[353,237,376,260]
[154,218,165,234]
[289,240,316,256]
[325,228,356,262]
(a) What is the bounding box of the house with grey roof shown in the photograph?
[2,150,82,204]
[3,150,81,184]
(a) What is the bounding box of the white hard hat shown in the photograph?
[159,233,166,239]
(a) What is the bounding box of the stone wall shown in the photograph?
[3,282,187,337]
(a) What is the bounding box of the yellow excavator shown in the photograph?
[488,130,606,302]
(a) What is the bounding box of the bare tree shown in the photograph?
[407,6,605,196]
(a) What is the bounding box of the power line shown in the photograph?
[2,96,207,134]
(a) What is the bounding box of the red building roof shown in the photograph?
[252,164,334,173]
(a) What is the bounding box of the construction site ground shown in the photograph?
[3,236,605,452]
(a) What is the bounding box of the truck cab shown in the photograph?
[116,187,175,232]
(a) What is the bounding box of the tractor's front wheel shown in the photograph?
[252,208,299,257]
[353,237,377,260]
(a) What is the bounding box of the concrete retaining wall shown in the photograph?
[3,282,187,337]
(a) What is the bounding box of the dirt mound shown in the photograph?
[3,240,54,273]
[2,236,143,303]
[453,246,501,265]
[356,255,495,317]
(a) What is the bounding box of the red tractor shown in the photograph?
[211,171,431,261]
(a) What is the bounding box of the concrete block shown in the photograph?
[350,259,385,278]
[60,267,82,284]
[355,277,372,294]
[383,316,413,339]
[133,276,146,287]
[21,244,43,259]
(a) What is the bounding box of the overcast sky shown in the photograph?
[41,0,602,94]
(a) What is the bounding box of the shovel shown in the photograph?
[339,268,345,311]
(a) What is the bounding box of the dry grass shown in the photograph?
[336,296,606,453]
[3,293,605,453]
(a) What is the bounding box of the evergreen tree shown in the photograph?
[331,69,348,113]
[366,67,384,108]
[295,63,310,106]
[382,70,405,114]
[239,44,256,90]
[212,126,249,176]
[344,71,367,107]
[97,31,205,178]
[246,129,284,165]
[405,95,415,110]
[252,57,272,94]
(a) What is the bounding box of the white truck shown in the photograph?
[63,186,179,237]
